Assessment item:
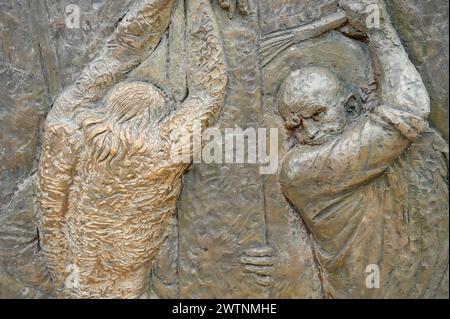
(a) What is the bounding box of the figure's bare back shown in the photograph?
[37,0,227,298]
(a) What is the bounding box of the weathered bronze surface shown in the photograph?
[0,0,448,299]
[279,2,448,298]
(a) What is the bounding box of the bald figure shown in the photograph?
[279,1,449,298]
[279,67,362,146]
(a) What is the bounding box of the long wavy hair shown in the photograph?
[75,81,171,165]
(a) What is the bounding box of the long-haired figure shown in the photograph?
[37,0,226,298]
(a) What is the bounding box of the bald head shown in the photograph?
[279,67,343,119]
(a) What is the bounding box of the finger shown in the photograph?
[256,276,273,287]
[237,0,250,16]
[243,265,273,276]
[240,256,274,266]
[244,247,274,257]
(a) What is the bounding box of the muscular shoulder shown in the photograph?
[280,145,317,184]
[279,144,328,207]
[43,117,81,146]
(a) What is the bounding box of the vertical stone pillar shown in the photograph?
[178,0,268,298]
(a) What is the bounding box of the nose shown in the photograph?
[303,120,319,139]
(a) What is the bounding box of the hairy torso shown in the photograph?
[38,118,187,298]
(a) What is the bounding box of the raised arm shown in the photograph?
[364,1,430,117]
[160,0,227,154]
[281,0,430,204]
[49,0,176,121]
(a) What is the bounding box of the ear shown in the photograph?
[344,93,362,119]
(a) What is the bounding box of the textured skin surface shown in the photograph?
[0,0,448,298]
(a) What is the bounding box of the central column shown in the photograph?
[178,0,336,298]
[178,0,268,298]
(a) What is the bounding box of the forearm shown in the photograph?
[161,95,221,164]
[186,0,227,114]
[281,109,426,203]
[51,0,175,120]
[161,0,226,144]
[368,4,430,118]
[112,0,175,60]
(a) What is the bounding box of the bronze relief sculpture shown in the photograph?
[0,0,448,299]
[37,0,227,298]
[279,0,449,298]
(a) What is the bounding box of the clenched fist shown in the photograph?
[339,0,388,34]
[217,0,250,18]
